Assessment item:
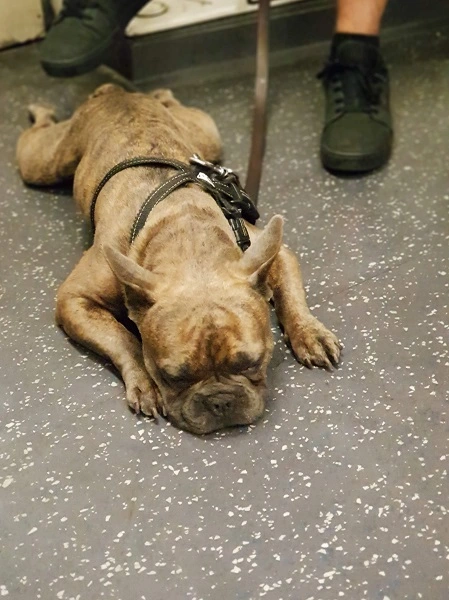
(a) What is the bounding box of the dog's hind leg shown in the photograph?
[152,91,223,163]
[148,88,181,108]
[16,105,80,186]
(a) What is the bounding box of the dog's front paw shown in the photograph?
[125,371,167,420]
[286,316,342,370]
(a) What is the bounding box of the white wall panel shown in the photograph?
[0,0,44,50]
[127,0,302,37]
[0,0,302,50]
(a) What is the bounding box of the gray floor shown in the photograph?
[1,26,449,600]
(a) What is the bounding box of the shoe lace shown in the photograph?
[57,0,115,33]
[318,61,386,115]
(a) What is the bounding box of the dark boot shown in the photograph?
[40,0,149,77]
[319,38,393,173]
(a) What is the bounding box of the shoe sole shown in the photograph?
[321,137,392,174]
[40,30,118,78]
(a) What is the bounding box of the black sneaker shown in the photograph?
[318,40,393,173]
[40,0,149,77]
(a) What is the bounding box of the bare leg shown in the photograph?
[56,248,165,418]
[268,247,341,370]
[16,105,80,185]
[336,0,389,35]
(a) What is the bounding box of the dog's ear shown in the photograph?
[103,246,156,306]
[239,215,284,287]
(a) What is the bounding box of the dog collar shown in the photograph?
[89,155,259,251]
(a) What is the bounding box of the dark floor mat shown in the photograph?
[1,28,448,600]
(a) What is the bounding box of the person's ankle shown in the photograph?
[331,32,380,59]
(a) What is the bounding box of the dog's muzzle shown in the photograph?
[178,378,266,434]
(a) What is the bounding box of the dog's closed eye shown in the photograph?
[159,368,196,387]
[241,369,265,385]
[228,353,264,375]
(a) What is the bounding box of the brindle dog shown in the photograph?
[17,85,341,434]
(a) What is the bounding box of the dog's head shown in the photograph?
[105,216,283,434]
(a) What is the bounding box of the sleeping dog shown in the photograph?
[17,85,341,434]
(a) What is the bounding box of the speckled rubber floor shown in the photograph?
[1,29,448,600]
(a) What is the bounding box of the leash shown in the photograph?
[89,1,271,246]
[245,0,271,204]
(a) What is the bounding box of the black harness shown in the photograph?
[90,155,260,251]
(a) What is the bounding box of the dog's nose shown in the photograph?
[202,393,234,417]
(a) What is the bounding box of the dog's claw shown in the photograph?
[322,358,334,372]
[301,358,313,369]
[126,394,141,415]
[329,353,340,369]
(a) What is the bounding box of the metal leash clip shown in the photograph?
[196,171,216,188]
[189,154,260,243]
[190,154,233,179]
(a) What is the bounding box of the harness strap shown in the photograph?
[130,171,195,244]
[90,156,190,231]
[89,155,258,251]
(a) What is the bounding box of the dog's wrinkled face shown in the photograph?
[140,289,272,434]
[104,215,283,434]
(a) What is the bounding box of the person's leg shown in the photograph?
[336,0,387,35]
[40,0,149,77]
[319,0,393,173]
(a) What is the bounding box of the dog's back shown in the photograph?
[17,84,222,220]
